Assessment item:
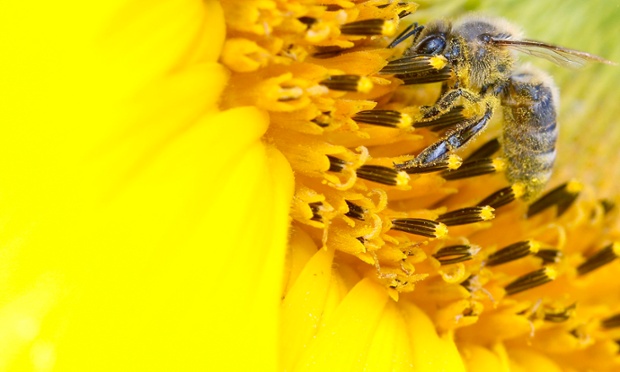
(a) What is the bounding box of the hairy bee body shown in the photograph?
[389,14,611,201]
[501,67,558,199]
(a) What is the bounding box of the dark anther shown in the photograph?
[436,206,494,226]
[340,19,387,36]
[535,249,563,264]
[312,46,348,59]
[433,244,477,265]
[327,155,346,172]
[311,111,332,127]
[309,202,323,222]
[441,158,497,180]
[577,242,620,276]
[297,17,317,28]
[543,304,575,323]
[319,75,366,92]
[527,181,581,218]
[391,218,447,238]
[486,240,536,267]
[465,138,501,161]
[504,267,556,296]
[602,313,620,329]
[477,186,516,209]
[352,110,405,128]
[345,200,366,220]
[356,165,400,186]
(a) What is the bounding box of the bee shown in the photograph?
[386,14,614,201]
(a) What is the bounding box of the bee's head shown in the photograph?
[452,15,522,89]
[406,20,450,57]
[408,15,522,90]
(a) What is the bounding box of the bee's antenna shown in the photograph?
[388,23,424,49]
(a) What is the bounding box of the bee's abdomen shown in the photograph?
[501,67,559,201]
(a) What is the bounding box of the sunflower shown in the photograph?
[0,0,619,371]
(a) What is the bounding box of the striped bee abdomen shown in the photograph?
[501,65,559,201]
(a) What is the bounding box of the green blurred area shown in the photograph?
[413,0,620,197]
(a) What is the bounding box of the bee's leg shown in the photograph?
[388,23,424,48]
[419,88,480,120]
[395,103,494,170]
[404,88,485,132]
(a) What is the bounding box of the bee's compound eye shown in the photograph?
[416,35,446,55]
[478,33,492,43]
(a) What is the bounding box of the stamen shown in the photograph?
[404,154,462,174]
[465,138,501,161]
[413,106,466,131]
[388,278,412,290]
[433,244,480,265]
[601,313,620,329]
[387,22,424,48]
[319,75,373,93]
[381,55,448,74]
[396,66,452,85]
[460,275,474,291]
[277,86,304,102]
[543,304,576,323]
[486,240,540,267]
[446,154,463,170]
[397,9,413,18]
[441,157,504,180]
[477,184,524,209]
[309,202,323,222]
[340,19,396,36]
[352,110,412,128]
[527,180,582,218]
[436,206,495,226]
[577,242,620,276]
[391,218,448,238]
[324,4,343,11]
[535,249,563,264]
[356,165,402,186]
[459,274,492,300]
[600,199,616,215]
[311,111,332,127]
[345,200,366,220]
[297,16,317,28]
[327,155,346,172]
[376,1,414,18]
[504,267,557,296]
[569,328,583,340]
[312,46,347,59]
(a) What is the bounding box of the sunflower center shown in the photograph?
[219,1,620,368]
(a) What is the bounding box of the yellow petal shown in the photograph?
[363,301,417,371]
[293,278,390,371]
[459,343,510,372]
[400,301,466,372]
[281,238,336,371]
[0,0,294,370]
[507,347,563,372]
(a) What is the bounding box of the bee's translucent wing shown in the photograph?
[491,38,616,69]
